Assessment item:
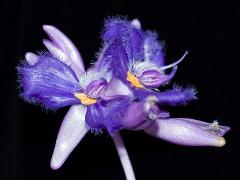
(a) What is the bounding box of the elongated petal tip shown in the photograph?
[51,140,72,170]
[25,52,38,66]
[43,24,55,31]
[217,137,226,147]
[42,24,85,76]
[50,140,78,170]
[50,154,64,170]
[50,105,88,169]
[131,19,141,29]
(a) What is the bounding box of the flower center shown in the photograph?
[74,93,97,105]
[127,71,144,88]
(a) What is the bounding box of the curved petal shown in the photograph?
[100,78,133,101]
[43,25,85,76]
[51,105,89,170]
[43,39,68,63]
[101,18,144,77]
[144,118,230,147]
[25,52,39,66]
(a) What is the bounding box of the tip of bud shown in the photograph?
[131,19,141,29]
[217,137,226,147]
[50,160,60,170]
[43,24,55,31]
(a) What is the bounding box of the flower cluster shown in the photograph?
[17,17,230,180]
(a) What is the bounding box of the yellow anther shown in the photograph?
[74,93,97,105]
[127,71,144,88]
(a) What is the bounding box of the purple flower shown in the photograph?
[17,20,231,180]
[99,18,197,107]
[94,18,230,179]
[18,25,159,175]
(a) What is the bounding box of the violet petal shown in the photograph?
[102,18,144,64]
[143,31,165,66]
[139,70,165,88]
[121,98,167,131]
[51,105,89,170]
[138,66,178,88]
[100,78,133,101]
[134,86,196,106]
[18,54,81,109]
[144,118,230,147]
[85,79,108,98]
[154,86,197,106]
[121,102,149,129]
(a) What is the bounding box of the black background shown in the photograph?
[0,0,239,179]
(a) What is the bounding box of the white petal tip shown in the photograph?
[50,153,66,170]
[42,39,54,47]
[42,39,49,44]
[131,19,141,29]
[25,52,38,66]
[216,137,226,147]
[49,142,73,170]
[25,52,34,60]
[43,25,56,31]
[50,161,61,170]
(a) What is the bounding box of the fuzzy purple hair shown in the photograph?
[17,53,81,109]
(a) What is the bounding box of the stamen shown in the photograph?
[160,51,188,70]
[127,71,144,88]
[74,93,97,105]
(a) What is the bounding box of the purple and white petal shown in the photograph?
[143,31,165,66]
[43,39,68,63]
[100,78,133,101]
[43,25,85,76]
[144,118,230,147]
[18,55,81,109]
[51,105,89,170]
[85,79,108,98]
[139,67,178,88]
